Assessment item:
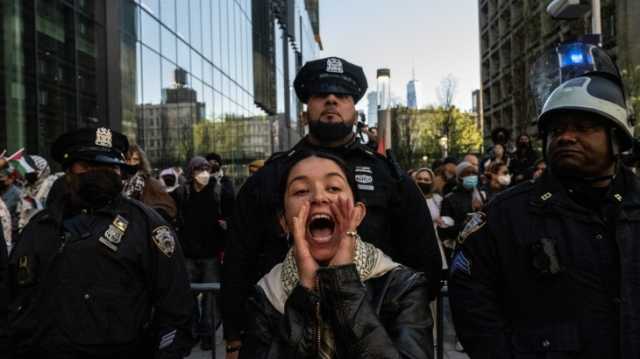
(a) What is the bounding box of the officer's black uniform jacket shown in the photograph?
[449,167,640,359]
[222,137,442,341]
[8,195,193,358]
[240,265,433,359]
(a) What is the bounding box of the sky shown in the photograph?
[319,0,480,112]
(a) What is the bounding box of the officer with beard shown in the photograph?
[222,57,442,357]
[8,128,193,359]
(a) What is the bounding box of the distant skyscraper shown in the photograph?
[406,69,423,109]
[367,92,378,127]
[376,69,391,110]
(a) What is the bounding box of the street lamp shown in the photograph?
[439,137,449,159]
[546,0,601,38]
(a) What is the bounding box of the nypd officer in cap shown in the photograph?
[222,57,442,356]
[8,128,193,358]
[449,61,640,356]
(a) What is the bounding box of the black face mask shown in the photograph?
[308,120,354,142]
[418,182,433,194]
[66,168,123,210]
[162,175,176,187]
[209,163,221,173]
[25,172,39,184]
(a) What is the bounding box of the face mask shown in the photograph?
[194,171,210,186]
[67,169,123,209]
[25,172,39,184]
[418,182,433,194]
[210,163,221,173]
[462,175,478,190]
[308,120,354,142]
[497,174,511,187]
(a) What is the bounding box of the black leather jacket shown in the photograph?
[240,264,433,359]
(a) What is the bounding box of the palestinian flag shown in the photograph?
[6,149,35,176]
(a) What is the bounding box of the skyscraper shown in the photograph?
[406,78,423,110]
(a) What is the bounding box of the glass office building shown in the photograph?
[1,0,321,180]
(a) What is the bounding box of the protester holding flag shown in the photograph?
[0,198,12,254]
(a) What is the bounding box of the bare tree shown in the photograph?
[437,74,458,157]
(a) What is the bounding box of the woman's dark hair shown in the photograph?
[277,150,360,212]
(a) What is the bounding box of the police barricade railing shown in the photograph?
[190,282,221,359]
[436,281,448,359]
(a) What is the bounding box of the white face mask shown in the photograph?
[194,171,210,186]
[497,174,511,187]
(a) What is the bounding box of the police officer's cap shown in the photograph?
[51,127,130,168]
[294,57,368,104]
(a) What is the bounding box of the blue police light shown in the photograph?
[559,43,594,68]
[569,52,584,64]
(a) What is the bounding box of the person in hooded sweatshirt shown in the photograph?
[172,156,224,350]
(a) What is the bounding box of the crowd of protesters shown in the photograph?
[3,51,640,359]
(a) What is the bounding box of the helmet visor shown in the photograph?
[529,41,622,117]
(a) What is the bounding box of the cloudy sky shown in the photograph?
[319,0,480,112]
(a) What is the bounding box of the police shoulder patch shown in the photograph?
[451,250,472,276]
[152,226,175,257]
[458,212,487,244]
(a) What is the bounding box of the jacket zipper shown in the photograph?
[315,301,321,355]
[314,276,321,355]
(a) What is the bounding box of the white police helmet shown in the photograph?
[537,73,634,151]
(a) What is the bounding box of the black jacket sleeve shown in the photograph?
[142,209,194,359]
[394,174,442,299]
[448,221,512,359]
[318,265,433,359]
[220,177,236,223]
[241,285,319,359]
[221,175,263,341]
[438,195,461,241]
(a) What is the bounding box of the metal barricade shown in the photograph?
[190,282,221,359]
[436,282,448,359]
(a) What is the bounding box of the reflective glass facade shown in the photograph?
[1,0,109,157]
[1,0,321,182]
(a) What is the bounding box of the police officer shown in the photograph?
[449,69,640,357]
[222,57,442,356]
[8,128,193,358]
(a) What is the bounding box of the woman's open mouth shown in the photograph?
[307,213,335,243]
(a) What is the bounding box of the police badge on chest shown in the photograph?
[98,215,129,252]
